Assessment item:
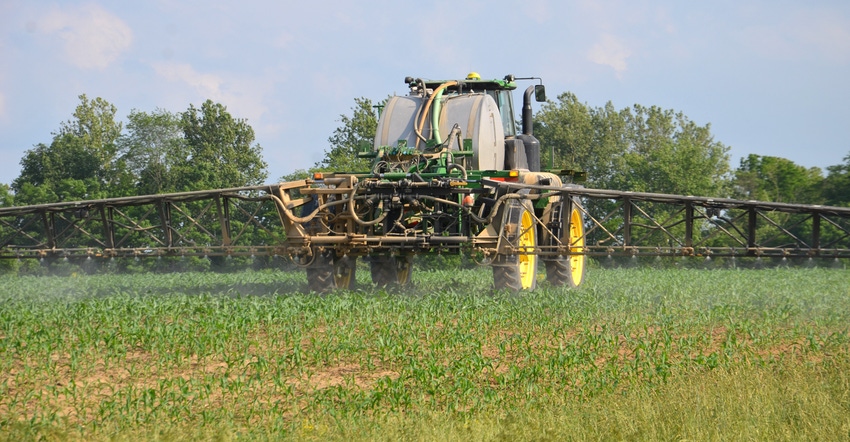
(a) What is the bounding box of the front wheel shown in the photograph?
[493,199,538,292]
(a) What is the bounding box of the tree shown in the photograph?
[278,169,310,183]
[536,92,596,175]
[14,135,104,203]
[174,100,268,190]
[314,97,377,172]
[12,95,129,204]
[619,105,731,196]
[732,154,823,204]
[57,94,126,189]
[823,153,850,207]
[727,155,825,253]
[535,93,731,197]
[535,94,732,253]
[118,108,185,194]
[0,184,13,207]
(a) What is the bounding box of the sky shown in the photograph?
[1,0,849,188]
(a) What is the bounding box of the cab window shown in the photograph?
[486,90,516,137]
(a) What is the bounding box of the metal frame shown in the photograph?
[2,181,849,261]
[0,185,283,259]
[497,184,850,259]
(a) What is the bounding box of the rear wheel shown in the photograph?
[370,254,413,288]
[545,197,586,288]
[565,204,586,287]
[544,259,570,286]
[493,199,538,291]
[306,250,333,293]
[332,254,357,289]
[306,250,356,293]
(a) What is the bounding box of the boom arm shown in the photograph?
[1,180,849,261]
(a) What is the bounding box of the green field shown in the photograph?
[1,265,848,441]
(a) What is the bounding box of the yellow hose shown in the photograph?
[415,81,457,150]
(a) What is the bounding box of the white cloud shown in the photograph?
[38,3,132,70]
[0,90,6,121]
[151,61,273,131]
[587,34,632,74]
[152,62,225,101]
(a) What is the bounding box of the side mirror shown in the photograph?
[534,85,546,102]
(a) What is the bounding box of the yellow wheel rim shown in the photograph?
[518,208,537,289]
[334,258,354,289]
[569,207,585,285]
[396,256,411,285]
[334,267,352,288]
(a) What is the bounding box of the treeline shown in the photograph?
[1,92,848,275]
[534,92,849,207]
[2,93,848,208]
[306,94,850,207]
[0,95,267,207]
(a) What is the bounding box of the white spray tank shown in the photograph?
[374,87,505,171]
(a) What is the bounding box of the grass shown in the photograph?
[0,265,848,440]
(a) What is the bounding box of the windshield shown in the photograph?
[487,90,516,137]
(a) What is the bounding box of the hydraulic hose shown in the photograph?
[431,87,446,144]
[415,80,458,150]
[439,123,462,150]
[446,163,467,180]
[271,184,390,228]
[268,193,349,224]
[347,183,389,227]
[417,192,527,225]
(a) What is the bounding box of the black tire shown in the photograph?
[370,255,413,288]
[541,190,586,287]
[546,194,586,288]
[492,199,538,292]
[306,250,335,293]
[332,254,357,290]
[305,250,356,293]
[493,257,527,292]
[563,198,587,288]
[545,259,571,286]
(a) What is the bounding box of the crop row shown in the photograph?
[0,267,848,440]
